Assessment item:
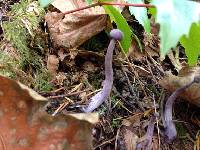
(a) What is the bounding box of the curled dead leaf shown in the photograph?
[0,75,97,149]
[120,114,142,150]
[17,82,47,101]
[122,127,138,150]
[45,12,107,49]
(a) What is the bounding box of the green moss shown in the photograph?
[111,118,121,128]
[98,105,107,115]
[0,52,17,78]
[1,0,52,91]
[3,0,45,68]
[34,70,53,91]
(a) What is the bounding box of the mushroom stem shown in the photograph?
[105,39,115,82]
[136,113,158,150]
[83,29,123,112]
[164,77,200,141]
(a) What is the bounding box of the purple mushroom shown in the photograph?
[164,76,200,142]
[136,113,158,150]
[83,29,123,112]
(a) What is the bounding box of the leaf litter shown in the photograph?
[0,0,200,149]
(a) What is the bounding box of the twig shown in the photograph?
[152,94,161,150]
[47,89,90,99]
[121,66,145,111]
[64,2,154,15]
[94,137,116,149]
[123,55,148,98]
[52,97,73,116]
[115,126,121,150]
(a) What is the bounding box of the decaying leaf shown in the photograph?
[82,61,98,72]
[122,127,138,150]
[0,75,98,149]
[47,54,59,77]
[17,82,47,101]
[120,114,142,150]
[45,11,107,49]
[58,48,67,61]
[159,66,200,107]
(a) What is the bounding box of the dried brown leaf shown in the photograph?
[122,113,142,127]
[17,82,47,101]
[58,48,67,61]
[120,114,142,150]
[0,75,96,150]
[45,12,107,49]
[122,127,138,150]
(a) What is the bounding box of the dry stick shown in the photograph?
[121,66,145,111]
[124,55,148,98]
[64,2,154,15]
[47,89,90,99]
[164,77,200,142]
[152,94,161,150]
[83,29,123,112]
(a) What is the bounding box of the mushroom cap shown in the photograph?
[110,29,123,41]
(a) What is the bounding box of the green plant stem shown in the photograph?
[64,2,154,15]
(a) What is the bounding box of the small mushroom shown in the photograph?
[136,113,158,150]
[83,29,123,112]
[164,76,200,142]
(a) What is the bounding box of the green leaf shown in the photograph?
[126,0,150,33]
[148,7,157,18]
[180,23,200,66]
[102,5,132,53]
[39,0,55,8]
[85,0,93,5]
[152,0,200,57]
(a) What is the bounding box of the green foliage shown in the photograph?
[3,0,45,68]
[148,7,156,18]
[39,0,55,7]
[180,23,200,66]
[151,0,200,58]
[0,52,17,78]
[34,70,53,91]
[111,119,121,128]
[102,5,132,53]
[2,0,52,91]
[98,105,107,115]
[126,0,150,33]
[85,0,93,5]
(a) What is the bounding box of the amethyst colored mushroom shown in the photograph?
[136,113,158,150]
[164,76,200,142]
[83,29,123,112]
